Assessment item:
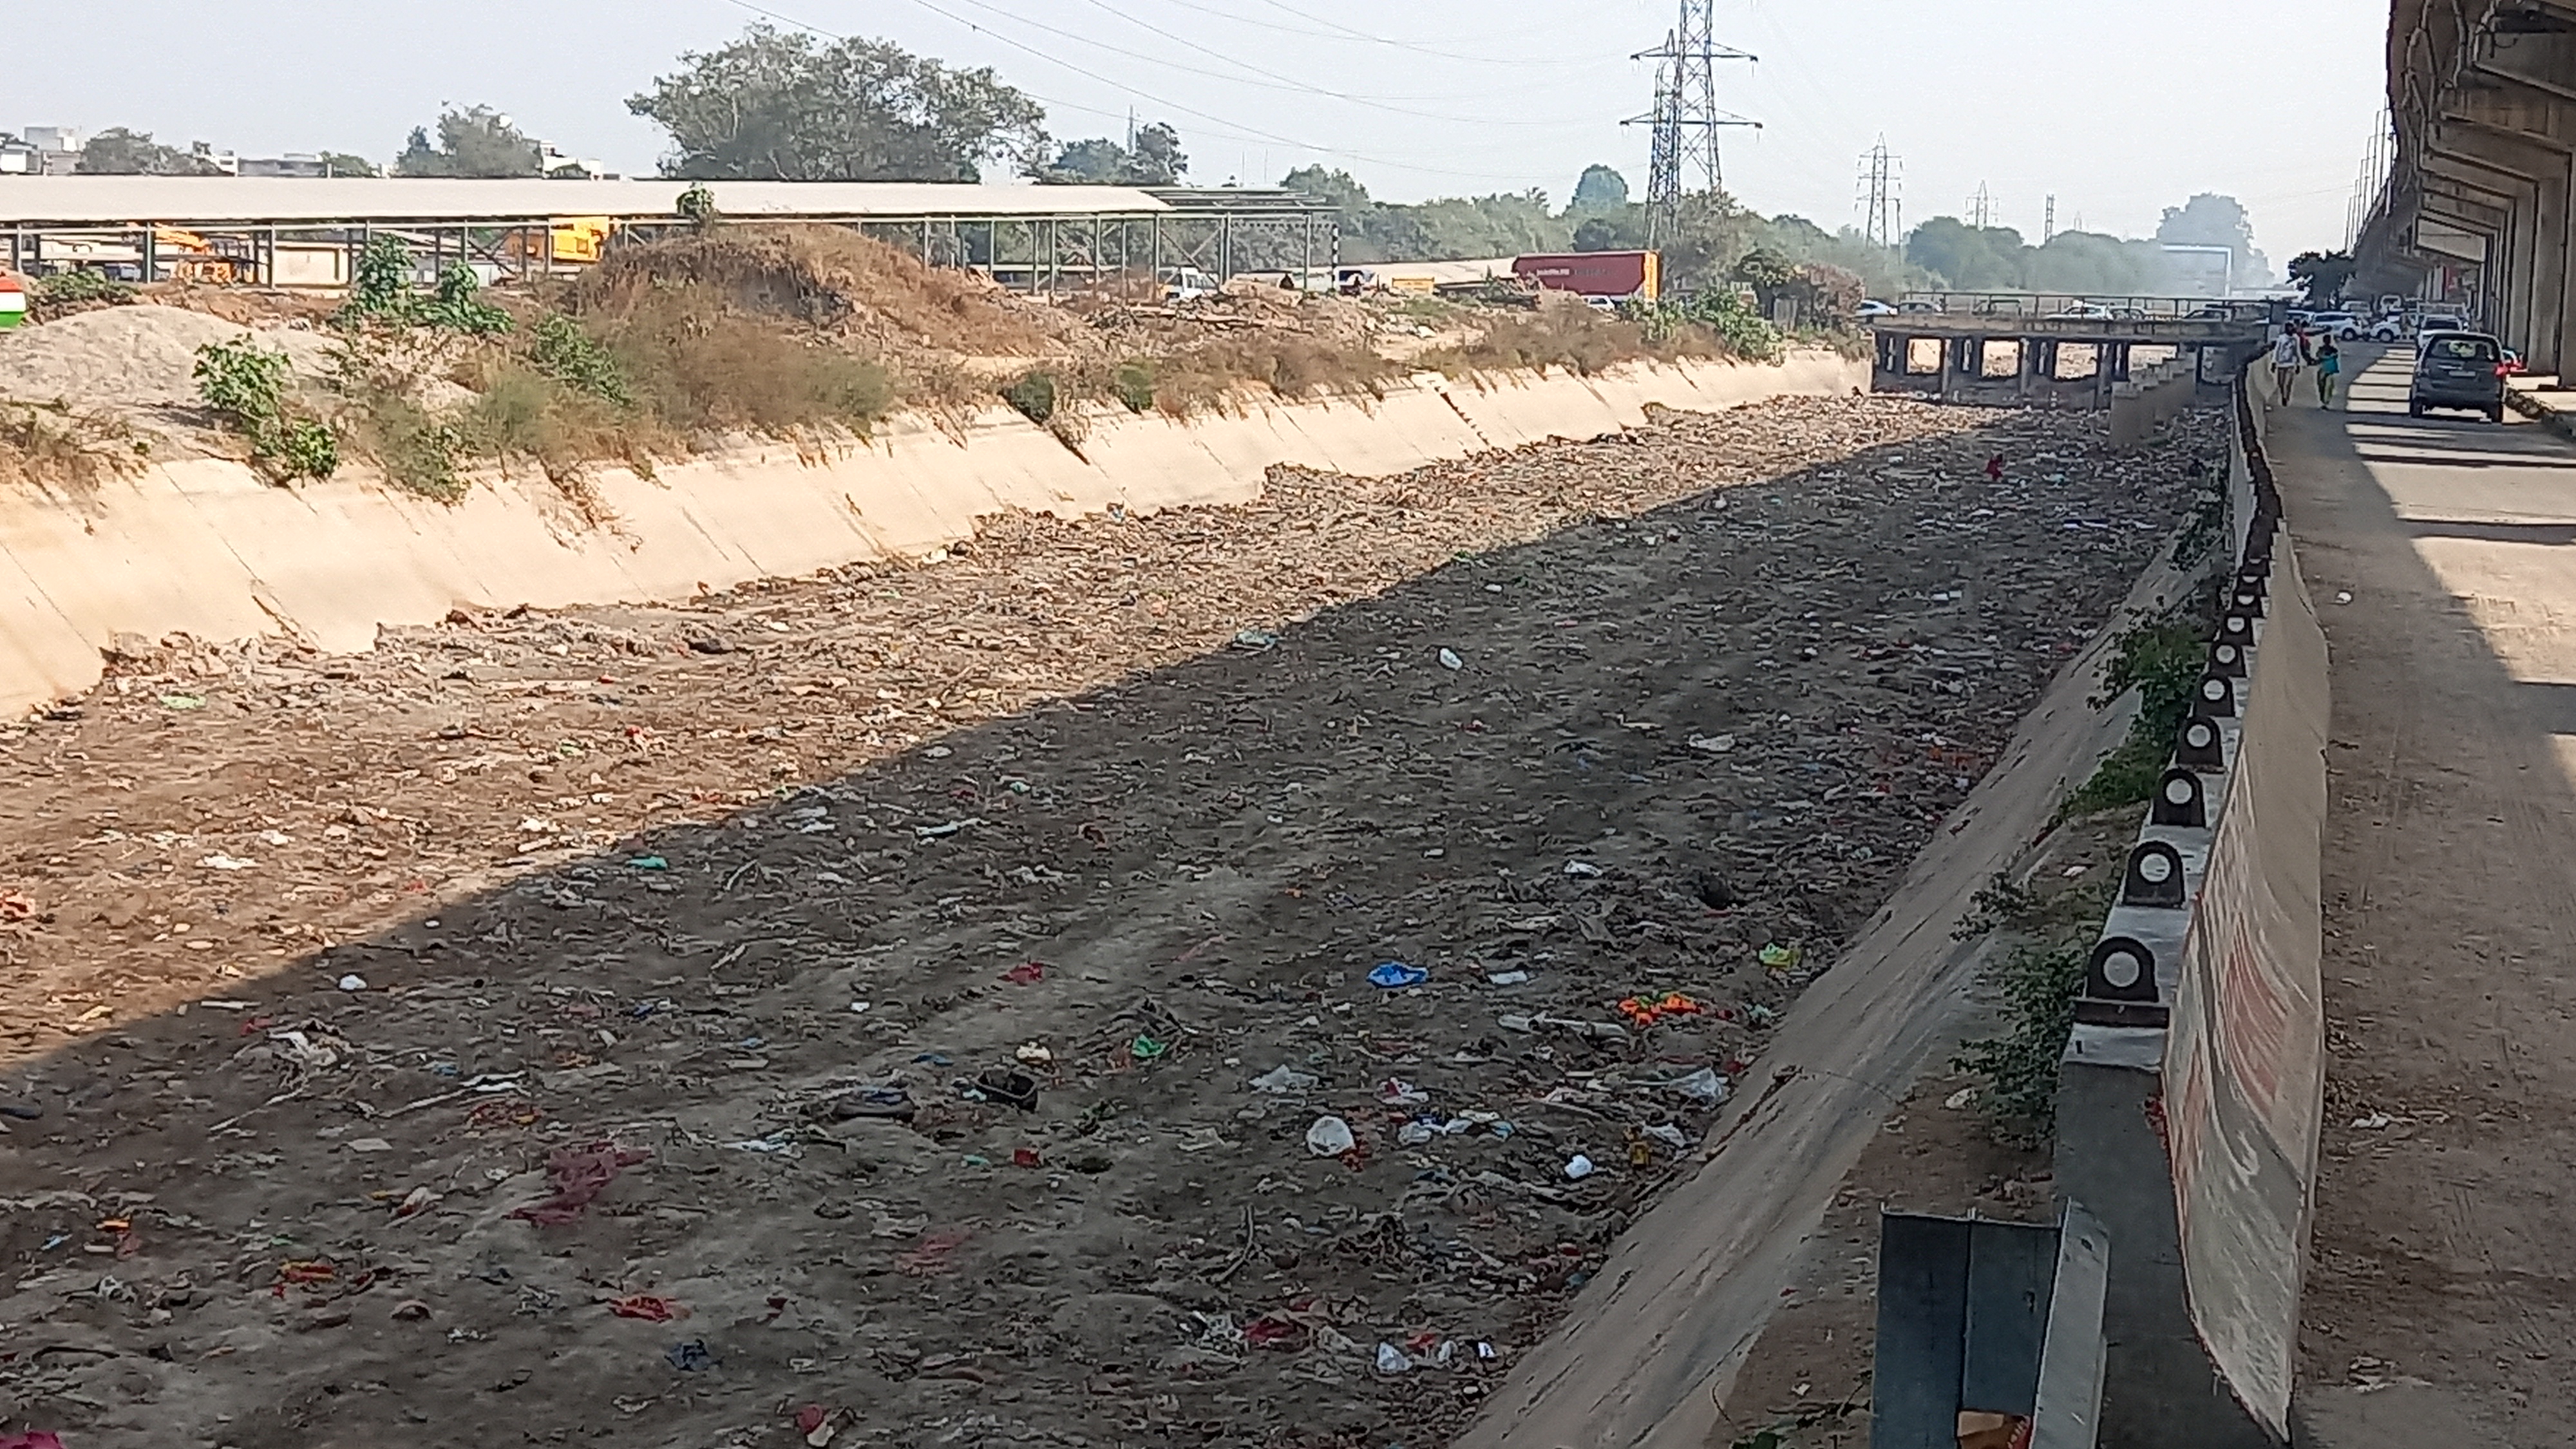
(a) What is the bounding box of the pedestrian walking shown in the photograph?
[2316,337,2342,406]
[2271,326,2305,406]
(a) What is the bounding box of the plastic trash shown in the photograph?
[1305,1115,1356,1156]
[1667,1067,1730,1105]
[1375,1341,1414,1374]
[1758,942,1803,972]
[1377,1077,1428,1106]
[626,855,668,870]
[665,1339,717,1371]
[1486,970,1531,986]
[1250,1065,1318,1094]
[1643,1123,1690,1150]
[1686,733,1736,753]
[1367,961,1428,989]
[1437,648,1464,671]
[1564,1154,1596,1180]
[336,974,368,992]
[1563,860,1604,878]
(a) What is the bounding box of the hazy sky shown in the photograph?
[16,0,2388,262]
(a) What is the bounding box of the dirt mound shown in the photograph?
[576,225,1092,360]
[0,305,338,415]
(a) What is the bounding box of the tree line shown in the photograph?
[60,20,2273,301]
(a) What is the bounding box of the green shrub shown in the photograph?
[193,337,291,425]
[2057,611,2217,820]
[269,419,341,482]
[339,238,509,334]
[33,270,138,309]
[420,264,511,335]
[1001,370,1058,424]
[1112,359,1157,413]
[529,314,631,404]
[1955,940,2089,1142]
[343,237,416,325]
[194,336,338,484]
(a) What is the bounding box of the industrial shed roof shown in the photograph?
[0,178,1180,226]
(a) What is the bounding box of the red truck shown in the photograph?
[1511,250,1661,303]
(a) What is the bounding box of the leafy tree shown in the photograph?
[1730,247,1796,298]
[318,151,380,178]
[1573,212,1649,252]
[1282,165,1374,213]
[1033,121,1186,185]
[2157,192,2269,286]
[395,106,541,178]
[2287,250,2357,307]
[1907,216,2028,290]
[2026,231,2175,294]
[630,22,1047,182]
[1570,164,1630,213]
[77,128,222,176]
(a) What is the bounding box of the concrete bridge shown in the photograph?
[1869,307,2269,408]
[2357,2,2576,374]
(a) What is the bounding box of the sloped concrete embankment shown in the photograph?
[0,352,1861,715]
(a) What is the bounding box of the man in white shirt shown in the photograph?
[2269,327,2306,406]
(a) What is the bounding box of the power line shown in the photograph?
[1055,0,1617,126]
[1133,0,1629,69]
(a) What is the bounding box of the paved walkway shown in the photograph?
[2270,346,2576,1446]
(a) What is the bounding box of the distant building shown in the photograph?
[7,126,82,175]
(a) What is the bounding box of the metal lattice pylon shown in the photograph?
[1625,0,1759,245]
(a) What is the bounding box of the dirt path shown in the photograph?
[0,397,2210,1449]
[2270,351,2576,1446]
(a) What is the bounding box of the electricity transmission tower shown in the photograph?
[1856,137,1901,247]
[2043,194,2057,243]
[1967,182,1996,230]
[1624,0,1760,243]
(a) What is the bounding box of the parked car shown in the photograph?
[2306,311,2365,339]
[2420,312,2470,334]
[2409,330,2508,421]
[1856,299,1896,320]
[2367,316,2407,343]
[2047,303,2114,320]
[1893,299,1945,314]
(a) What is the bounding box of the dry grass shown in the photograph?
[1138,333,1397,416]
[576,225,1087,361]
[592,288,894,436]
[0,399,148,493]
